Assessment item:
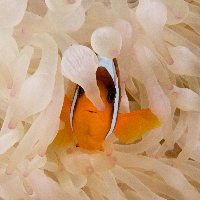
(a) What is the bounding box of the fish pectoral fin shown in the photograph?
[53,95,73,147]
[60,94,72,120]
[113,108,161,144]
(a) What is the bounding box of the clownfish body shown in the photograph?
[73,67,117,150]
[53,57,160,150]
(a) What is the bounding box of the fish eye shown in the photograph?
[107,88,116,104]
[78,86,84,97]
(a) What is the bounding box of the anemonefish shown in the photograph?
[53,55,160,150]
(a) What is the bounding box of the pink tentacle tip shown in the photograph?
[171,163,176,168]
[5,169,12,175]
[66,148,74,154]
[38,151,46,157]
[86,167,94,175]
[167,58,174,66]
[175,15,182,20]
[121,78,127,84]
[68,0,76,4]
[7,83,13,89]
[25,155,31,160]
[23,171,29,178]
[27,189,33,195]
[155,155,159,159]
[166,84,174,91]
[106,152,112,157]
[22,27,30,34]
[110,156,117,164]
[98,104,105,111]
[133,89,138,94]
[172,92,178,99]
[8,121,17,130]
[111,50,120,58]
[168,145,174,151]
[10,89,16,97]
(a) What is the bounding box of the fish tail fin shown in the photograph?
[113,108,160,143]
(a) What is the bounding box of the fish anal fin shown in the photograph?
[59,94,72,120]
[53,127,73,147]
[113,108,161,144]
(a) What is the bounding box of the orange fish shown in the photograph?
[53,55,160,150]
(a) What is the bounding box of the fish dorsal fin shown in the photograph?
[70,55,120,139]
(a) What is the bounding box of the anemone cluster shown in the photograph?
[0,0,200,199]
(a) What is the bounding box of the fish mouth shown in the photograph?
[85,110,97,113]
